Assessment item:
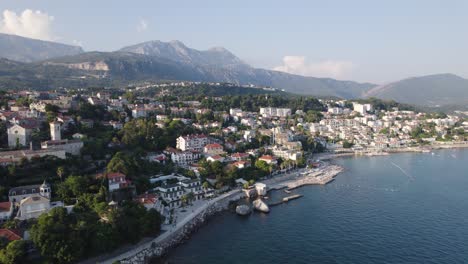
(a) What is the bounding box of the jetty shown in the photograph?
[268,194,303,206]
[281,165,343,191]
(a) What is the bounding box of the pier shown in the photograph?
[268,194,304,206]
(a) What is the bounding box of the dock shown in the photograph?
[285,165,343,190]
[268,194,304,206]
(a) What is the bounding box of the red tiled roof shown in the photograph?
[231,152,249,158]
[107,172,126,179]
[0,229,21,241]
[95,172,126,179]
[134,193,158,205]
[0,202,11,212]
[204,143,222,149]
[259,155,276,160]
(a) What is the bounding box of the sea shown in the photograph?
[163,149,468,264]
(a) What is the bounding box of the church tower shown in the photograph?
[39,180,51,199]
[50,121,61,141]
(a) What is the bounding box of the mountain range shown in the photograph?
[0,33,83,62]
[0,34,467,106]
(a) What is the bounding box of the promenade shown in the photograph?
[91,189,242,264]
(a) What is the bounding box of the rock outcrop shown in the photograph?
[235,205,252,216]
[116,191,244,264]
[253,198,270,213]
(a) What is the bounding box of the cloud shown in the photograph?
[136,18,148,32]
[273,56,354,79]
[0,9,55,41]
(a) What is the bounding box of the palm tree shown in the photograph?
[56,166,65,181]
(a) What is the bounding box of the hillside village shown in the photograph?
[0,84,467,262]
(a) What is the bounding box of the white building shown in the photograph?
[260,107,291,117]
[176,134,208,152]
[229,108,243,116]
[8,181,51,204]
[41,121,83,155]
[7,124,34,148]
[41,140,83,156]
[353,103,373,115]
[50,121,61,141]
[254,183,267,196]
[132,108,147,118]
[0,202,13,222]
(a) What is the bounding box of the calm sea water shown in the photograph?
[164,149,468,264]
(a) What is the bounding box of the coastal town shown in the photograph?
[0,84,467,263]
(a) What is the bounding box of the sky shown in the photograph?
[0,0,467,84]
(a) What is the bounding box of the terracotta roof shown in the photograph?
[96,172,125,179]
[204,143,223,149]
[0,229,21,241]
[231,152,249,158]
[259,155,276,160]
[106,172,126,179]
[134,193,158,205]
[0,202,11,212]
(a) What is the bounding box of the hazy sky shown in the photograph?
[0,0,467,83]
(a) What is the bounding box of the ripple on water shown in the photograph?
[164,149,468,264]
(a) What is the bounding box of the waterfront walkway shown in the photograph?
[89,189,242,264]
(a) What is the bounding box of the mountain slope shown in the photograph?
[364,74,468,106]
[119,40,247,67]
[118,40,374,98]
[0,33,83,62]
[0,39,374,97]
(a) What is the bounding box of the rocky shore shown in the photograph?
[102,190,243,264]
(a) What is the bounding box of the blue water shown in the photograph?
[165,149,468,263]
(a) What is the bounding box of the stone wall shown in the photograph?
[118,192,242,264]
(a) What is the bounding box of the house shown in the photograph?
[232,160,251,169]
[158,183,184,208]
[260,107,291,117]
[203,143,224,155]
[0,229,22,242]
[106,172,131,192]
[259,155,278,165]
[176,134,208,152]
[132,108,147,118]
[207,155,225,163]
[16,196,54,220]
[8,181,51,204]
[0,202,13,222]
[165,147,201,166]
[13,181,68,220]
[230,152,250,161]
[179,179,204,200]
[134,193,163,212]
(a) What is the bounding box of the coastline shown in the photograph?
[97,142,468,263]
[97,163,344,264]
[316,142,468,160]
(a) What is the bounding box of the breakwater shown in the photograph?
[101,190,244,264]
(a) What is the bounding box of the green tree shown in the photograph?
[30,207,84,263]
[56,166,65,181]
[0,240,28,264]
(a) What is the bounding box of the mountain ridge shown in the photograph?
[364,73,468,106]
[0,33,84,62]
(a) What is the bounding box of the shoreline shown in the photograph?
[97,143,468,263]
[98,164,344,264]
[315,142,468,160]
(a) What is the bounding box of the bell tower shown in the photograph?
[50,121,61,141]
